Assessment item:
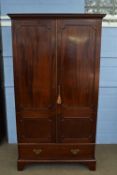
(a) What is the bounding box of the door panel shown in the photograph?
[59,117,94,143]
[13,19,57,142]
[14,20,56,110]
[17,116,56,143]
[57,19,99,142]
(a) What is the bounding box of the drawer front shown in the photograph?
[19,144,94,160]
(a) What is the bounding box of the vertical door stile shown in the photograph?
[55,19,58,143]
[56,19,62,143]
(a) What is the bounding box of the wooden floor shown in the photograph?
[0,142,117,175]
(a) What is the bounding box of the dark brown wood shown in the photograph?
[12,19,57,143]
[57,18,102,144]
[8,13,105,19]
[18,143,94,160]
[17,161,26,171]
[9,14,105,171]
[85,161,96,171]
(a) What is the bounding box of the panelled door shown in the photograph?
[57,19,100,143]
[13,19,57,143]
[13,18,100,144]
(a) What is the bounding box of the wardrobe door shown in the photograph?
[57,19,101,143]
[12,19,57,143]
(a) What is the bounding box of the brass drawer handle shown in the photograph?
[33,149,42,155]
[70,149,80,155]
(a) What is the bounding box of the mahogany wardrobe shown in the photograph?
[9,14,105,171]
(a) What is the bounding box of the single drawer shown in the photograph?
[19,143,94,160]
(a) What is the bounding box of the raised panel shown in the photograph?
[58,117,94,143]
[13,20,56,111]
[58,21,96,109]
[18,117,56,143]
